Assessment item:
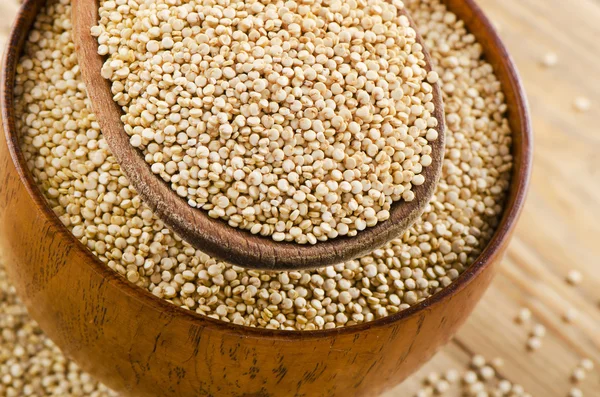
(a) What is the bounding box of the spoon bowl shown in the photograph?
[71,0,445,271]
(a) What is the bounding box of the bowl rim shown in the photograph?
[1,0,532,340]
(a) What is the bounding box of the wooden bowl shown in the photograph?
[0,0,532,396]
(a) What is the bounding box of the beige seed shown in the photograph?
[526,337,542,351]
[540,52,558,68]
[471,355,486,368]
[580,358,594,371]
[479,366,495,380]
[563,307,578,323]
[491,357,504,368]
[569,388,583,397]
[434,379,450,394]
[566,270,583,285]
[574,97,591,112]
[515,307,531,324]
[571,368,586,383]
[444,369,459,383]
[531,324,546,338]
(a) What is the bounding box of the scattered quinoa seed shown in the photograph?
[471,354,486,369]
[516,307,532,324]
[498,380,513,394]
[540,52,558,68]
[531,323,546,338]
[415,389,431,397]
[444,369,460,383]
[479,365,495,380]
[569,388,584,397]
[491,357,505,368]
[0,265,116,397]
[526,337,542,351]
[434,379,450,394]
[426,371,441,385]
[414,354,532,397]
[580,358,594,371]
[463,370,478,385]
[563,307,578,323]
[571,367,586,383]
[574,97,591,112]
[566,270,583,285]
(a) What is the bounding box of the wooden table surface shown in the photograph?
[386,0,600,395]
[1,0,599,396]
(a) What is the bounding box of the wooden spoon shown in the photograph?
[71,0,445,271]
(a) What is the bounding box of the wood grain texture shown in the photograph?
[0,0,530,396]
[387,0,600,395]
[71,0,447,272]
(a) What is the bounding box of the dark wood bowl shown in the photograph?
[0,0,532,396]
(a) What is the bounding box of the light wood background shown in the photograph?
[386,0,600,395]
[1,0,599,396]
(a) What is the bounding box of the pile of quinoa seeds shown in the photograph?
[93,0,441,244]
[0,265,117,396]
[16,0,513,330]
